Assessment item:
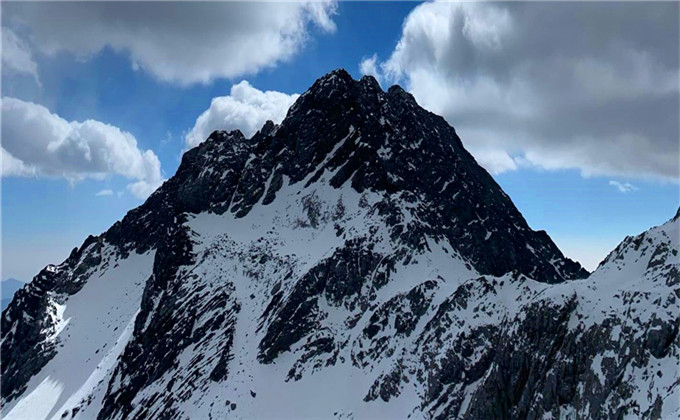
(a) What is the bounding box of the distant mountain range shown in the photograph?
[1,70,678,419]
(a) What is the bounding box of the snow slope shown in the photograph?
[3,176,677,419]
[2,249,154,420]
[1,69,677,419]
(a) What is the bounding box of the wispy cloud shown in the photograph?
[95,189,114,197]
[1,28,40,85]
[609,180,639,193]
[359,54,383,86]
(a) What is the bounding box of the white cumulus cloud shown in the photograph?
[1,97,164,199]
[4,1,337,85]
[185,81,299,147]
[361,1,679,181]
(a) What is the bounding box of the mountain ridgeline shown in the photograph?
[2,69,677,419]
[110,68,586,282]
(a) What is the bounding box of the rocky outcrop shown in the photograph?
[2,70,676,420]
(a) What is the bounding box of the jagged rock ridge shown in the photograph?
[2,69,677,419]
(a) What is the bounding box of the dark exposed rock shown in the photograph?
[94,68,585,285]
[258,238,392,364]
[1,235,103,402]
[1,70,676,419]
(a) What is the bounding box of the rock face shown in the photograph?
[1,69,677,420]
[1,279,25,311]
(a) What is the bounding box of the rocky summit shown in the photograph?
[1,69,677,419]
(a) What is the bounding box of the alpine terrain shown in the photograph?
[1,279,25,311]
[2,69,678,419]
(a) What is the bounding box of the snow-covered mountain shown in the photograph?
[2,69,677,419]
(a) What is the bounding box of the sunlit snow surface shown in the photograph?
[2,172,678,419]
[2,251,154,420]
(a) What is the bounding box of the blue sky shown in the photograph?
[2,1,678,281]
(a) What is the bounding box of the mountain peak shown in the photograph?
[119,69,586,283]
[4,69,676,420]
[308,68,355,94]
[308,68,413,103]
[359,74,381,90]
[320,67,353,82]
